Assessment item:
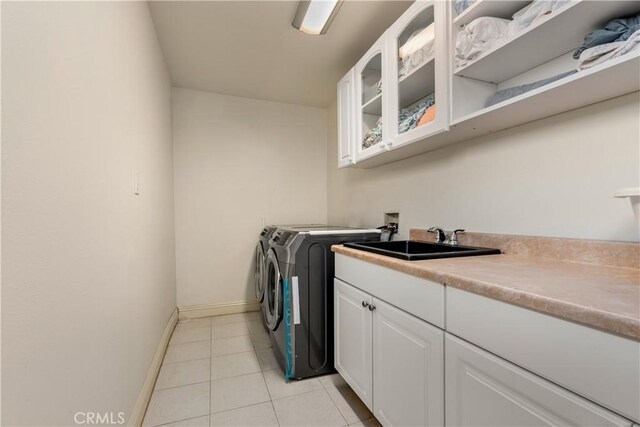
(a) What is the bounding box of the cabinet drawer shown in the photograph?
[445,334,632,427]
[335,254,445,328]
[446,287,640,423]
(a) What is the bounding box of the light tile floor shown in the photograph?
[143,312,382,427]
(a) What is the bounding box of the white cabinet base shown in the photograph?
[445,334,632,427]
[334,278,373,409]
[373,298,444,427]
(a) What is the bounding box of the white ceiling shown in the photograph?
[148,1,411,108]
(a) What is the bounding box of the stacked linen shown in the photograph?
[398,94,435,134]
[362,117,382,149]
[456,17,510,68]
[399,24,436,78]
[456,0,575,69]
[577,28,640,70]
[575,14,640,71]
[574,14,640,59]
[504,0,571,39]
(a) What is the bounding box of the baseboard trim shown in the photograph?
[178,301,260,320]
[129,308,178,427]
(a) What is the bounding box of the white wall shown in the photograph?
[327,92,640,242]
[1,2,176,425]
[172,88,327,308]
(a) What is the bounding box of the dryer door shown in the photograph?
[254,243,266,302]
[265,249,283,331]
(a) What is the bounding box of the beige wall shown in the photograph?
[327,92,640,242]
[1,2,176,425]
[172,88,327,308]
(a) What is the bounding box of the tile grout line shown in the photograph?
[322,381,357,426]
[167,338,211,347]
[162,356,211,366]
[152,414,208,427]
[260,369,282,427]
[155,378,211,392]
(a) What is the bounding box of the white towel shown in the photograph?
[399,24,436,77]
[399,24,435,59]
[456,17,510,68]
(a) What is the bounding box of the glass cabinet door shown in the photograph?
[355,35,387,162]
[387,1,447,149]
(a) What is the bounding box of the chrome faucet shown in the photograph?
[446,229,466,246]
[427,227,446,243]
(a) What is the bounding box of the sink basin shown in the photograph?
[343,240,501,261]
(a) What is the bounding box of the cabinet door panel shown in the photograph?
[373,298,444,426]
[334,278,373,409]
[337,68,355,168]
[354,34,388,162]
[445,334,631,427]
[385,0,449,150]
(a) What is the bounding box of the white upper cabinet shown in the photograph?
[354,35,388,162]
[337,68,355,168]
[337,0,640,168]
[385,1,448,150]
[449,0,640,130]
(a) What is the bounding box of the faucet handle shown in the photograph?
[427,227,446,243]
[450,229,466,245]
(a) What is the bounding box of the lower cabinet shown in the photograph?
[373,298,444,426]
[445,334,632,427]
[334,278,444,426]
[334,278,373,408]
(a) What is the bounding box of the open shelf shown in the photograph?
[399,57,436,108]
[355,52,640,169]
[453,52,640,130]
[362,92,383,115]
[453,0,531,27]
[454,0,640,84]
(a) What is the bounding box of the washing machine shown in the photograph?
[255,225,324,330]
[264,226,380,379]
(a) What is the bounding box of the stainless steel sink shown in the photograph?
[343,240,501,261]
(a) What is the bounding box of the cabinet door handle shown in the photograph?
[361,301,370,308]
[368,304,376,311]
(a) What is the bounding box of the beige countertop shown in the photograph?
[332,245,640,341]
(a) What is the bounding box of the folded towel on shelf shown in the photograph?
[417,105,437,127]
[454,0,476,15]
[574,14,640,59]
[577,28,640,71]
[362,117,383,149]
[456,17,510,68]
[485,70,577,107]
[399,24,436,78]
[505,0,572,39]
[398,95,435,134]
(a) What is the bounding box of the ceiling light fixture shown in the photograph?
[292,0,343,35]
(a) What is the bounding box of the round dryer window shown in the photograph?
[264,249,283,331]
